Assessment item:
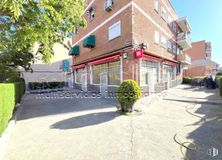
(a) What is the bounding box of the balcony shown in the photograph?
[205,42,212,55]
[177,33,192,51]
[177,53,191,65]
[206,47,212,53]
[176,17,191,33]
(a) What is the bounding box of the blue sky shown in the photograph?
[170,0,222,65]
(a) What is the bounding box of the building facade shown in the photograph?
[185,41,219,77]
[70,0,192,94]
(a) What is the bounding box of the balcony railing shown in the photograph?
[177,53,191,65]
[177,33,192,51]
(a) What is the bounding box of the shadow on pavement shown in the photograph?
[164,86,222,159]
[182,89,222,160]
[17,91,118,121]
[50,111,120,129]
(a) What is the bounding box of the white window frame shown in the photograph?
[154,0,159,12]
[90,65,93,84]
[108,21,121,41]
[161,35,167,48]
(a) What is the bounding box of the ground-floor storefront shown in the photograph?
[72,49,183,95]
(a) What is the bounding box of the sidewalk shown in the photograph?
[2,85,222,160]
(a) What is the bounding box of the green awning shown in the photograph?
[69,45,80,56]
[83,35,96,48]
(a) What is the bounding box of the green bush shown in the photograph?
[183,77,192,84]
[219,77,222,97]
[117,80,142,112]
[0,82,25,135]
[28,82,65,90]
[216,73,222,77]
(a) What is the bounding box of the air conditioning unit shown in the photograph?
[104,0,113,12]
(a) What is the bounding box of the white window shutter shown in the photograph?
[109,21,121,40]
[154,0,159,12]
[154,31,160,44]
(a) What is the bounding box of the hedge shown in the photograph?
[0,82,25,135]
[216,76,222,87]
[219,77,222,97]
[216,73,222,77]
[183,77,192,84]
[28,82,65,90]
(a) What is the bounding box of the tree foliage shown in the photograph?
[0,0,86,67]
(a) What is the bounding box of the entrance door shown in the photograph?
[100,72,108,96]
[147,69,155,95]
[81,72,87,92]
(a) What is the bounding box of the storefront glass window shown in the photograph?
[92,61,121,85]
[163,65,176,81]
[75,68,84,84]
[141,60,159,85]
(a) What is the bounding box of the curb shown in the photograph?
[163,97,222,105]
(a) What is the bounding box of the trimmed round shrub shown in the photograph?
[117,80,142,112]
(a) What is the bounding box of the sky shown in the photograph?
[170,0,222,66]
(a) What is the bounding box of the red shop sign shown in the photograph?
[134,49,143,59]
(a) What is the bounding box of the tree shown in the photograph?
[0,0,86,66]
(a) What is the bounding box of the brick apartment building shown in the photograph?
[185,41,219,77]
[69,0,192,94]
